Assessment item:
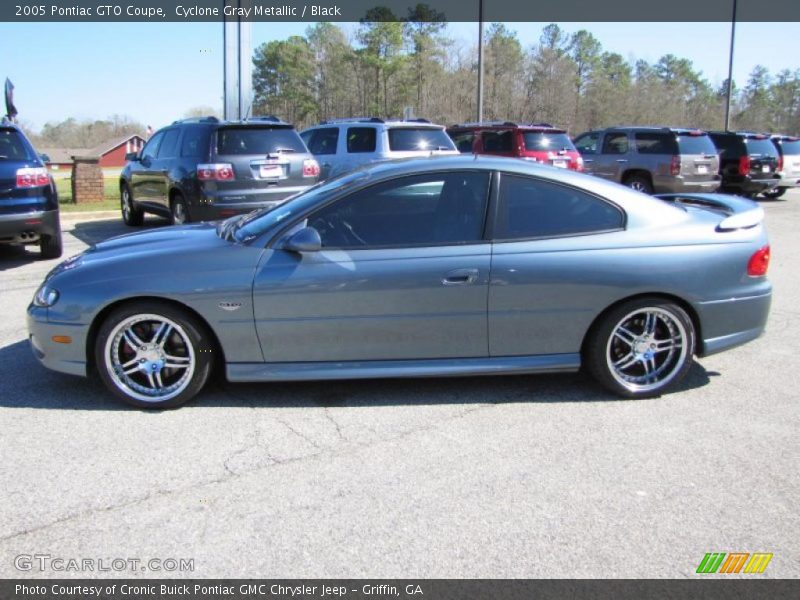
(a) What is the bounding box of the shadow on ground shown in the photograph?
[69,216,167,246]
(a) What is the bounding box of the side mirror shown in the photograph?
[39,153,51,163]
[125,152,140,162]
[283,226,322,253]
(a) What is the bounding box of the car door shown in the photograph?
[130,130,164,204]
[152,127,181,210]
[594,131,630,182]
[252,170,492,363]
[302,126,340,180]
[488,173,627,357]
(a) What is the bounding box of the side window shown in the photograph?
[602,133,629,155]
[450,131,476,153]
[140,131,165,161]
[574,133,599,155]
[481,130,513,153]
[346,127,376,153]
[307,171,490,248]
[307,128,340,155]
[634,132,675,155]
[180,126,210,158]
[156,128,181,159]
[495,174,624,240]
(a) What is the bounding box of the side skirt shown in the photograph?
[226,353,581,382]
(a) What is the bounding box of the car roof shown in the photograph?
[448,121,565,133]
[579,126,708,135]
[310,118,443,129]
[170,116,294,128]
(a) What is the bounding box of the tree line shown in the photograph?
[252,20,800,135]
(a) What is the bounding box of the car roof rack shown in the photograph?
[247,115,285,123]
[449,120,558,129]
[171,116,220,125]
[317,117,433,125]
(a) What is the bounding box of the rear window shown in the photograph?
[0,129,34,161]
[523,132,574,152]
[388,128,455,152]
[745,138,779,157]
[216,127,306,155]
[777,139,800,156]
[676,134,717,155]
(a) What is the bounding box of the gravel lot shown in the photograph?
[0,193,797,579]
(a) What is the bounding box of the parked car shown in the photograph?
[299,118,457,180]
[0,121,62,258]
[572,126,721,194]
[119,116,320,225]
[707,130,780,198]
[29,155,771,409]
[447,121,583,171]
[765,134,800,199]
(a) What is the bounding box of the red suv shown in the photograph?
[447,121,583,171]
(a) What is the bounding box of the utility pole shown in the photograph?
[477,0,484,122]
[724,0,737,131]
[223,0,252,120]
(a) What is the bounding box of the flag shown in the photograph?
[4,78,17,120]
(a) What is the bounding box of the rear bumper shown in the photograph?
[695,290,772,357]
[0,209,60,244]
[775,172,800,189]
[721,177,780,195]
[654,176,721,194]
[192,185,312,220]
[27,305,88,377]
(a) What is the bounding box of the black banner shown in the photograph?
[3,0,800,23]
[2,580,800,600]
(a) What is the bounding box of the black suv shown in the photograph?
[707,131,780,197]
[119,116,320,225]
[0,121,62,258]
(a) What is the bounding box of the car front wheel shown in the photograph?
[94,302,214,408]
[121,184,144,226]
[586,298,695,398]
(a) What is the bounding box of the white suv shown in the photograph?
[300,118,458,180]
[768,135,800,199]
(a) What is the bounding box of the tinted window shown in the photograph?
[481,130,514,153]
[308,171,490,248]
[634,132,676,155]
[216,127,306,155]
[0,129,33,161]
[573,133,599,155]
[307,127,339,155]
[602,133,629,155]
[157,128,181,159]
[449,131,476,153]
[495,174,623,240]
[745,138,779,157]
[676,134,717,155]
[523,132,574,152]
[141,131,164,160]
[181,126,211,157]
[777,139,800,156]
[387,128,455,151]
[346,127,377,153]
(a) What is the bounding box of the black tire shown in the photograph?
[762,187,786,199]
[121,183,144,226]
[39,229,63,259]
[94,301,214,409]
[624,173,653,194]
[170,194,189,225]
[585,297,695,399]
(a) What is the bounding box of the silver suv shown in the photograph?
[573,127,721,194]
[767,135,800,199]
[300,118,458,180]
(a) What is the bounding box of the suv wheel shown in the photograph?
[121,184,144,226]
[39,230,63,259]
[624,174,653,194]
[762,187,786,199]
[170,194,189,225]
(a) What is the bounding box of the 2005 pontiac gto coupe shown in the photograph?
[28,156,771,408]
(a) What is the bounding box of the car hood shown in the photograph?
[90,222,221,257]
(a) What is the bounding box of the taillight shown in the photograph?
[738,155,751,176]
[573,155,584,172]
[777,155,783,172]
[197,163,234,181]
[302,158,320,178]
[16,167,49,188]
[747,245,770,277]
[669,155,680,176]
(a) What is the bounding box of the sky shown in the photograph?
[0,20,797,132]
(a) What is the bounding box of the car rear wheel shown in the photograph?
[624,174,653,194]
[762,187,786,199]
[121,184,144,226]
[586,298,695,398]
[94,302,214,408]
[170,194,189,225]
[39,230,63,259]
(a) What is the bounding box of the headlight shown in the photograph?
[33,284,59,307]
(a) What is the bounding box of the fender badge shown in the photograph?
[218,302,242,312]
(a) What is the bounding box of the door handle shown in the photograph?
[583,159,594,163]
[616,159,628,163]
[443,268,479,285]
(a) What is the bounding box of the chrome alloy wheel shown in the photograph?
[104,314,195,403]
[121,188,132,219]
[606,307,689,393]
[172,201,186,224]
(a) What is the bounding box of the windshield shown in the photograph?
[229,169,372,242]
[215,126,306,155]
[523,132,574,152]
[387,128,455,151]
[0,129,34,161]
[676,134,717,155]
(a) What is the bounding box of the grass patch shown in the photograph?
[57,178,121,210]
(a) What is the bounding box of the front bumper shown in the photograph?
[27,305,88,377]
[0,209,60,245]
[696,290,772,357]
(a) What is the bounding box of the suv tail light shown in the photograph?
[302,158,321,178]
[669,155,681,176]
[197,163,234,181]
[738,155,751,176]
[777,155,783,172]
[16,167,49,188]
[573,155,584,172]
[747,245,770,277]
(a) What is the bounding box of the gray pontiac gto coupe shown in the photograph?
[27,156,771,408]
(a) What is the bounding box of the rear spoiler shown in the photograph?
[655,193,764,231]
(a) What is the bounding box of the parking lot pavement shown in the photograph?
[0,194,797,579]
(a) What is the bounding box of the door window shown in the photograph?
[307,128,340,155]
[602,133,629,155]
[481,130,514,153]
[157,128,181,159]
[140,131,165,161]
[346,127,377,153]
[573,133,599,155]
